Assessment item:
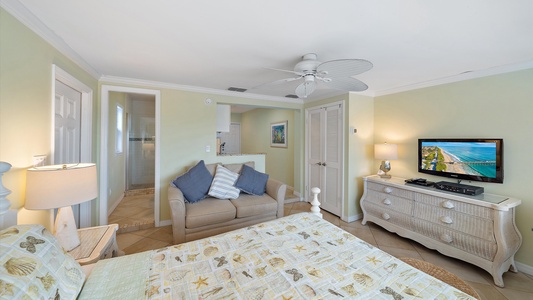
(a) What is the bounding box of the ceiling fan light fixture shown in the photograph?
[261,53,372,98]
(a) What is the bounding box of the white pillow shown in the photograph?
[208,165,240,199]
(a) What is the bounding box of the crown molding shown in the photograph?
[374,60,533,97]
[0,0,100,79]
[100,75,304,105]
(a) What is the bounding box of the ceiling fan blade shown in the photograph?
[317,59,373,77]
[251,76,302,89]
[264,67,304,76]
[324,77,368,92]
[295,81,317,98]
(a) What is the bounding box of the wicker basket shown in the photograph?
[400,257,481,299]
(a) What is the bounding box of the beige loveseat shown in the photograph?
[168,161,287,244]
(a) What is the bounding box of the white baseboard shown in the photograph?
[343,213,363,223]
[516,261,533,276]
[158,219,172,227]
[107,194,124,216]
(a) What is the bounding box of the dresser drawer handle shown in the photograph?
[383,187,393,194]
[440,216,453,224]
[381,213,391,220]
[441,201,455,209]
[440,234,453,243]
[383,199,392,205]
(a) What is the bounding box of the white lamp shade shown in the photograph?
[374,143,398,160]
[25,163,97,210]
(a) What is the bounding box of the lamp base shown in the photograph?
[378,160,392,179]
[54,206,81,251]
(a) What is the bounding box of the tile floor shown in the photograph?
[115,201,533,299]
[108,192,155,234]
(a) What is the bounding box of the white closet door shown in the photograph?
[306,102,344,217]
[55,80,81,164]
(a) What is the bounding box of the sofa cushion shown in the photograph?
[231,194,278,218]
[234,164,269,195]
[172,160,213,203]
[222,161,255,174]
[185,198,236,228]
[208,165,240,200]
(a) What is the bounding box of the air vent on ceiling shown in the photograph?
[285,94,299,99]
[228,87,247,92]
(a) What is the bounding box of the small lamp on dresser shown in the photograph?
[374,143,398,178]
[25,163,97,251]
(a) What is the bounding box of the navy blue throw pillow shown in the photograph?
[234,164,269,195]
[172,160,213,203]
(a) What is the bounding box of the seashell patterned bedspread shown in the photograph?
[79,213,475,299]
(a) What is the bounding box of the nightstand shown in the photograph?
[68,224,121,265]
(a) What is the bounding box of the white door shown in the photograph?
[55,80,81,163]
[306,102,344,216]
[220,123,241,154]
[54,79,83,226]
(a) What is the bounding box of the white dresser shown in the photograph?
[360,175,522,287]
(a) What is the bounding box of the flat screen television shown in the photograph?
[418,138,503,183]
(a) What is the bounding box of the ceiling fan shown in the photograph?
[261,53,373,98]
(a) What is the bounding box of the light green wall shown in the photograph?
[373,68,533,267]
[346,93,374,219]
[230,113,241,123]
[107,92,126,211]
[0,8,98,229]
[240,108,295,186]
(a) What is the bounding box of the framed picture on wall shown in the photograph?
[271,121,288,148]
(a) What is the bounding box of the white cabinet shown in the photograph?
[216,104,231,132]
[360,175,522,287]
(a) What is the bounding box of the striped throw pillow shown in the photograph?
[208,165,240,199]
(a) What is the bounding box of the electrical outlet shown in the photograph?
[32,155,46,167]
[205,145,211,153]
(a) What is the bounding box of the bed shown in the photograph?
[1,213,476,299]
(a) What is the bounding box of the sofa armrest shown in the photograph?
[265,178,287,218]
[168,184,186,244]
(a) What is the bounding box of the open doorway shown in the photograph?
[100,86,161,231]
[107,93,156,233]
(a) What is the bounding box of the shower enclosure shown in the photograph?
[127,95,155,190]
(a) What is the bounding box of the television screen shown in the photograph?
[418,138,503,183]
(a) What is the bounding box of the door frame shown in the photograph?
[304,100,345,219]
[51,65,93,227]
[100,85,161,226]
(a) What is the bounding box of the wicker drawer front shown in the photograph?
[411,219,497,261]
[413,203,495,241]
[367,182,414,199]
[414,193,493,219]
[365,189,413,215]
[364,203,411,228]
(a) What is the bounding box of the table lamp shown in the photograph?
[25,163,97,251]
[374,143,398,178]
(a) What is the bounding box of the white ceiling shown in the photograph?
[4,0,533,102]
